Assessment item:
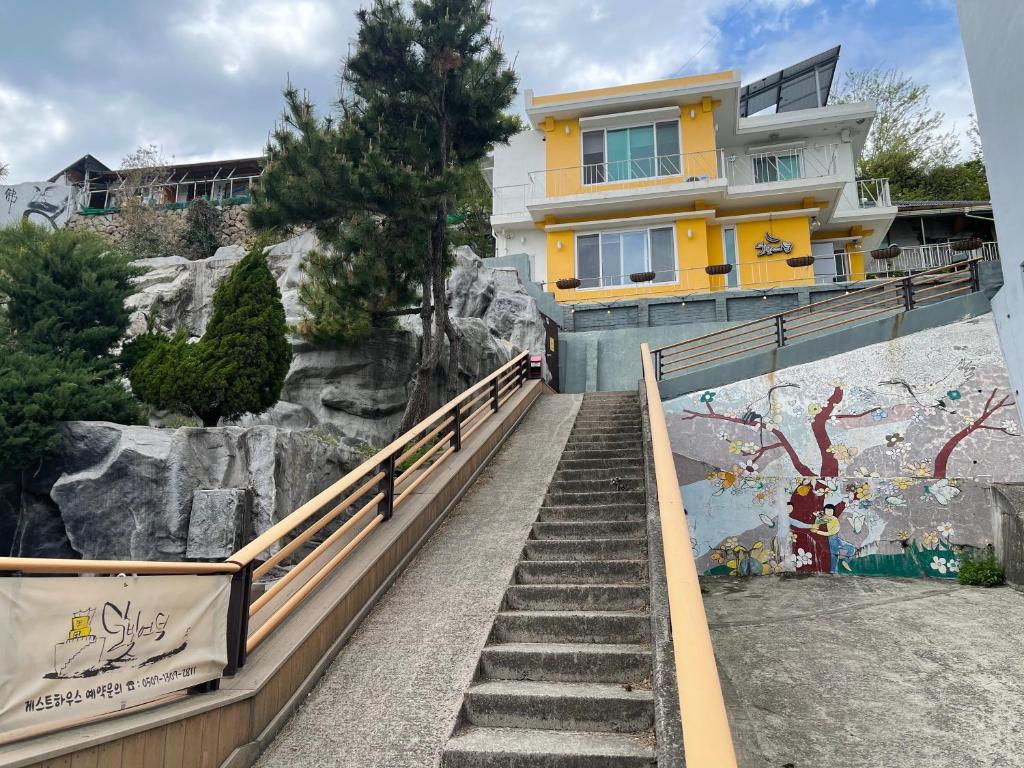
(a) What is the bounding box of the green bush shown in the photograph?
[127,244,291,426]
[181,198,221,260]
[958,549,1005,587]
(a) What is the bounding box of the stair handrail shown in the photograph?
[652,257,983,378]
[640,343,738,768]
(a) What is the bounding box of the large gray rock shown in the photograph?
[43,422,353,561]
[186,489,251,560]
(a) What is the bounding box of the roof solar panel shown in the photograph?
[740,46,840,117]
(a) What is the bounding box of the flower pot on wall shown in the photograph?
[705,263,733,275]
[786,255,815,268]
[951,237,983,252]
[555,277,581,290]
[629,271,656,283]
[871,245,901,261]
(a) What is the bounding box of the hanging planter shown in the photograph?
[786,255,815,268]
[871,245,901,261]
[555,277,582,290]
[705,263,733,275]
[951,237,983,252]
[629,271,656,283]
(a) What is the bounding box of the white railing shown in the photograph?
[492,184,529,216]
[528,150,722,199]
[881,240,999,272]
[81,173,263,211]
[722,144,839,187]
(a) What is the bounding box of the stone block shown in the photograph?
[186,488,251,560]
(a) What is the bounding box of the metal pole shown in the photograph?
[491,376,500,412]
[969,259,981,293]
[223,562,253,675]
[902,277,915,311]
[774,314,786,347]
[377,453,397,521]
[452,402,462,452]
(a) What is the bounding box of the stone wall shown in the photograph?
[664,314,1024,579]
[66,201,254,251]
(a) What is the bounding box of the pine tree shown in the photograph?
[250,0,518,430]
[127,245,292,426]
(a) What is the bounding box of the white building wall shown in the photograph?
[959,0,1024,421]
[491,130,546,278]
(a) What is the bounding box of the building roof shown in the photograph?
[51,154,265,184]
[894,200,992,216]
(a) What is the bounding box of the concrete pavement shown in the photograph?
[704,575,1024,768]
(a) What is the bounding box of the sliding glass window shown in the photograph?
[581,120,681,185]
[576,227,677,288]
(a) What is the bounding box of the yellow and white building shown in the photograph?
[487,68,896,304]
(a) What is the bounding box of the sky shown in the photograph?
[0,0,973,182]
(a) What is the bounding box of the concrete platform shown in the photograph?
[255,393,582,768]
[703,576,1024,768]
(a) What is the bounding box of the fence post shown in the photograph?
[774,315,786,347]
[653,349,661,381]
[377,453,397,521]
[452,403,462,452]
[491,375,500,412]
[969,259,981,293]
[223,562,253,676]
[902,277,915,311]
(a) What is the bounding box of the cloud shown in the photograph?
[173,0,343,77]
[0,83,71,179]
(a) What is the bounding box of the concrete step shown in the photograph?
[516,559,648,585]
[571,420,641,431]
[532,520,647,540]
[524,538,647,562]
[556,457,644,472]
[543,489,646,507]
[558,448,643,462]
[491,610,651,644]
[462,680,654,733]
[552,468,644,483]
[480,642,651,684]
[441,726,655,768]
[575,409,640,419]
[547,478,644,494]
[537,504,646,523]
[504,584,649,612]
[565,433,641,445]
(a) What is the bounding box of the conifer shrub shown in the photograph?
[126,244,291,426]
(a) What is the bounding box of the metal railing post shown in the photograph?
[491,376,500,412]
[377,453,397,521]
[452,403,462,452]
[223,562,253,675]
[902,277,915,311]
[969,259,981,293]
[774,315,786,347]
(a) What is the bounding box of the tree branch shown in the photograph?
[933,389,1016,478]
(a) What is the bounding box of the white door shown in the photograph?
[812,241,837,284]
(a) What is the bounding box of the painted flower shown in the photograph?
[895,529,911,541]
[948,559,961,574]
[872,409,888,422]
[700,391,717,403]
[885,432,905,447]
[807,403,823,416]
[903,462,931,478]
[892,477,914,491]
[930,556,950,574]
[947,389,962,401]
[938,522,955,538]
[1001,419,1019,433]
[789,531,799,542]
[794,548,814,567]
[727,439,745,455]
[723,536,739,550]
[716,429,730,441]
[826,443,858,462]
[922,531,939,548]
[711,550,724,562]
[854,466,880,479]
[922,479,961,506]
[740,461,759,476]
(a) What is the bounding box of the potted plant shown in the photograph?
[786,255,815,268]
[555,277,582,290]
[629,270,656,283]
[951,237,983,252]
[871,245,901,261]
[705,263,733,275]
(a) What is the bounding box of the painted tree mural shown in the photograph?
[676,381,1018,574]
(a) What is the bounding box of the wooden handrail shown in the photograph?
[640,343,738,768]
[0,557,239,575]
[228,351,528,567]
[652,257,983,356]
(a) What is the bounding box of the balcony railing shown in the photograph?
[722,144,839,187]
[527,150,722,199]
[879,240,999,272]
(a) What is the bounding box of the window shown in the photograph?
[581,120,681,184]
[753,151,802,183]
[576,227,677,288]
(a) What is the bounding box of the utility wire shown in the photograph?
[668,0,756,78]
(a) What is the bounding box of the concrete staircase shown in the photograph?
[442,392,656,767]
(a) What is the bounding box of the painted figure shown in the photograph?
[810,504,856,573]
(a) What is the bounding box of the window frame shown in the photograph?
[574,225,679,290]
[580,118,684,187]
[752,150,803,184]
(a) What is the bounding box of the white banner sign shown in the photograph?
[0,573,231,739]
[1,182,78,230]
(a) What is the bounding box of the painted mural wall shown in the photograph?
[0,182,78,230]
[665,314,1024,579]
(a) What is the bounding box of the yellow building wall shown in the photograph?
[733,217,814,290]
[705,224,728,291]
[541,104,719,198]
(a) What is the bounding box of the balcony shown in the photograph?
[881,240,999,272]
[722,144,840,187]
[528,151,723,199]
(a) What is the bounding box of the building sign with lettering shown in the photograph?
[0,182,78,230]
[0,573,231,741]
[754,231,793,257]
